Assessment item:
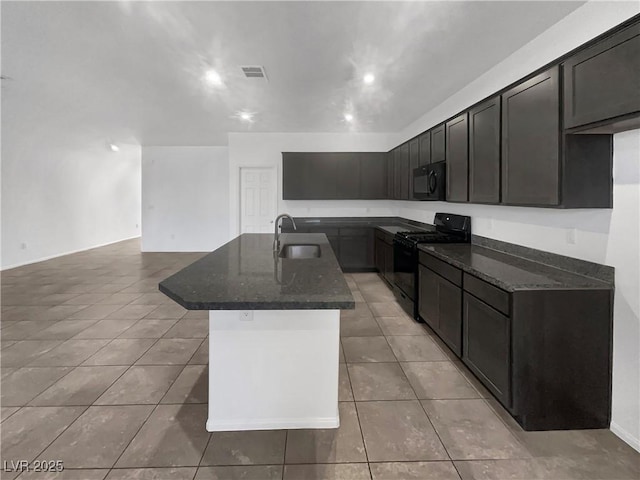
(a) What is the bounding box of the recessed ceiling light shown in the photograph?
[363,73,375,85]
[344,113,354,122]
[108,143,120,152]
[204,69,223,86]
[240,112,253,121]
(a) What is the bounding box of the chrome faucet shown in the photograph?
[273,213,297,252]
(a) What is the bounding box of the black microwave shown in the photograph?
[413,161,446,201]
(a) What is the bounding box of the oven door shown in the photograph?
[393,239,416,301]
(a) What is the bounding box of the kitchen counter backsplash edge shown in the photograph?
[471,234,614,285]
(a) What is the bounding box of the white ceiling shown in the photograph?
[2,1,586,146]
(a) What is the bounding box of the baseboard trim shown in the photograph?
[1,235,141,271]
[611,421,640,452]
[206,415,340,432]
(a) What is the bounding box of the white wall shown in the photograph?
[227,132,399,236]
[1,135,142,270]
[394,2,640,450]
[141,146,229,252]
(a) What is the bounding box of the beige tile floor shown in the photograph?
[1,238,639,479]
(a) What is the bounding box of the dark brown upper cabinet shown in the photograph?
[360,153,388,199]
[502,67,560,206]
[563,22,640,132]
[502,67,612,208]
[282,152,388,200]
[386,152,395,199]
[431,124,446,163]
[335,153,360,199]
[409,138,420,198]
[393,148,402,199]
[395,142,410,200]
[446,114,469,202]
[418,131,431,166]
[409,138,420,172]
[469,97,501,204]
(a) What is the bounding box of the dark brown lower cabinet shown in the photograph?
[374,232,394,285]
[417,250,612,431]
[382,243,393,284]
[418,264,462,356]
[463,292,511,407]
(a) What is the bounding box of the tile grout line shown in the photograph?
[342,335,372,472]
[373,285,457,466]
[281,430,288,480]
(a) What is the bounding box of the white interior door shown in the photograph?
[240,167,277,233]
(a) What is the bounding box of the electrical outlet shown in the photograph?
[239,311,253,321]
[20,242,27,250]
[567,229,577,245]
[487,218,493,230]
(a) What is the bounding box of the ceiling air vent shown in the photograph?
[241,65,268,81]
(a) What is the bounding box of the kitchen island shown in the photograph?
[159,233,354,431]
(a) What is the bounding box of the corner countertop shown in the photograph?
[418,243,612,292]
[159,233,355,310]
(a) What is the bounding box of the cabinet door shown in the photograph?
[446,113,469,202]
[393,148,402,199]
[502,67,560,205]
[383,242,394,283]
[374,237,384,273]
[564,23,640,129]
[306,154,338,199]
[409,138,420,170]
[463,293,511,406]
[360,153,388,199]
[469,97,501,203]
[418,131,431,166]
[399,143,410,199]
[327,235,340,259]
[339,229,374,271]
[431,124,446,163]
[502,67,560,206]
[386,153,395,198]
[418,265,439,331]
[335,153,360,199]
[282,154,308,199]
[438,276,463,356]
[339,236,367,270]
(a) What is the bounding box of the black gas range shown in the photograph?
[393,213,471,319]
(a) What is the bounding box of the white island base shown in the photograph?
[206,309,340,432]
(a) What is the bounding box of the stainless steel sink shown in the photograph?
[279,244,321,259]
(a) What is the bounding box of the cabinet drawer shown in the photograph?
[464,274,510,315]
[419,252,462,286]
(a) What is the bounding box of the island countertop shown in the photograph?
[159,233,355,310]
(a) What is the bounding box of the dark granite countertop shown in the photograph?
[159,233,355,310]
[377,224,431,235]
[283,216,430,233]
[418,243,612,292]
